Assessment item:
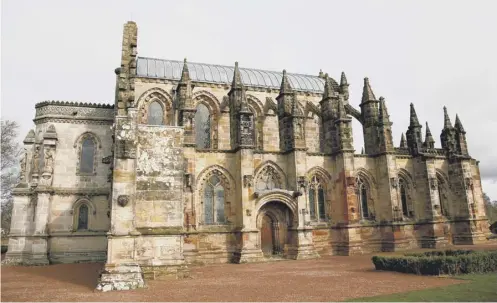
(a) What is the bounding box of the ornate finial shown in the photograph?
[443,106,453,129]
[280,69,293,93]
[400,133,407,148]
[378,97,390,123]
[409,103,421,127]
[425,122,435,147]
[319,69,324,78]
[179,57,190,83]
[322,74,336,100]
[455,114,466,133]
[340,72,348,86]
[231,61,243,88]
[361,77,376,103]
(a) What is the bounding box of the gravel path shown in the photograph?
[2,243,496,302]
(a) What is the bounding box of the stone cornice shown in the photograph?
[13,186,110,196]
[35,100,113,109]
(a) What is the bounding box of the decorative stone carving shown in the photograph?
[117,195,130,207]
[102,155,113,164]
[31,146,41,176]
[390,177,398,188]
[246,209,252,216]
[297,176,307,191]
[43,148,54,174]
[255,165,283,191]
[429,177,438,190]
[19,150,27,183]
[243,175,253,188]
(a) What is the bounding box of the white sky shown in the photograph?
[1,0,497,199]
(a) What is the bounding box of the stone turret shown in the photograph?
[424,122,435,149]
[229,62,254,149]
[320,75,339,153]
[377,97,394,152]
[440,106,458,155]
[360,78,379,154]
[339,72,349,101]
[406,103,423,155]
[116,21,137,116]
[454,114,469,155]
[399,132,407,148]
[176,59,195,144]
[277,70,294,118]
[333,98,354,153]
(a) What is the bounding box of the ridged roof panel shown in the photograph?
[136,57,339,93]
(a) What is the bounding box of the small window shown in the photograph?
[358,180,370,219]
[80,138,95,174]
[195,103,211,149]
[147,101,164,125]
[400,180,409,217]
[77,204,89,230]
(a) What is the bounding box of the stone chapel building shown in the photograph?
[4,21,490,290]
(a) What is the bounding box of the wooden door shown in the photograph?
[261,215,274,256]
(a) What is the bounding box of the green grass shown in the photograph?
[347,273,497,302]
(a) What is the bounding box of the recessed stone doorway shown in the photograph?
[257,201,294,257]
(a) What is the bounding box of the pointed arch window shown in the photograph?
[80,137,95,174]
[399,179,410,217]
[437,177,448,217]
[195,103,211,149]
[147,101,164,125]
[77,204,89,230]
[308,175,326,220]
[204,175,225,224]
[357,178,372,220]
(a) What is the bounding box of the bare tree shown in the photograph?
[1,120,21,235]
[483,192,497,225]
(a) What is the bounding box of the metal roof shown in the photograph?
[136,57,339,93]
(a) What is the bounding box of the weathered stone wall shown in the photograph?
[135,126,184,229]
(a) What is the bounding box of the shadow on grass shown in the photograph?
[346,273,497,302]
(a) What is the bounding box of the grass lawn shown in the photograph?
[347,273,497,302]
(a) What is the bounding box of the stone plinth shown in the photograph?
[96,263,145,292]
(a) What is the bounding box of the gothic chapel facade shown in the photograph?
[4,22,490,290]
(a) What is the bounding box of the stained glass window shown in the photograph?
[80,137,95,174]
[438,179,447,216]
[204,185,214,224]
[148,101,164,125]
[196,104,211,149]
[77,204,88,230]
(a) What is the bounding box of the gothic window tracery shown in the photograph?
[195,103,211,149]
[203,175,225,224]
[255,166,283,191]
[308,175,326,220]
[147,101,164,125]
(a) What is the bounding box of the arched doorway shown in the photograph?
[257,201,294,257]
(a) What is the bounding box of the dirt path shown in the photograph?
[8,244,497,302]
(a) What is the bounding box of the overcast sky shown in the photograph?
[1,0,496,199]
